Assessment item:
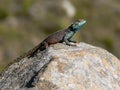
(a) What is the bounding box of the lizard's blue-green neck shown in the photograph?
[64,19,86,41]
[69,20,86,33]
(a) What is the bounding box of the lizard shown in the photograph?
[1,19,86,74]
[14,19,86,60]
[16,19,86,59]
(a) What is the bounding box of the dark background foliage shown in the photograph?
[0,0,120,72]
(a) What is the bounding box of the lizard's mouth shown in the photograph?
[78,19,86,26]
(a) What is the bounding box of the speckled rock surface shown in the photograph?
[36,43,120,90]
[0,43,120,90]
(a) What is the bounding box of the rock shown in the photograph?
[0,43,120,90]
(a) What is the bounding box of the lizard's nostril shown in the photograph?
[78,19,83,22]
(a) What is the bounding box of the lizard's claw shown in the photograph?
[67,42,77,46]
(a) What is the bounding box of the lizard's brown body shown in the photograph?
[15,29,69,61]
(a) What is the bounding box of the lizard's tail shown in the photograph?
[1,43,45,74]
[15,42,45,61]
[18,41,47,60]
[27,42,46,58]
[27,42,47,57]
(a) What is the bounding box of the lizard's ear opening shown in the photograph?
[69,21,79,30]
[68,24,74,31]
[68,19,86,31]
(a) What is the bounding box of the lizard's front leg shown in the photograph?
[63,32,76,46]
[64,38,71,45]
[69,39,76,43]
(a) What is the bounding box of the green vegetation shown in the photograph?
[0,0,120,73]
[0,9,9,20]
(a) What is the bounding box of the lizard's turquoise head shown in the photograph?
[69,19,86,32]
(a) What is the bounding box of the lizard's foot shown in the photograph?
[69,39,77,43]
[66,42,77,46]
[64,39,77,46]
[69,41,77,43]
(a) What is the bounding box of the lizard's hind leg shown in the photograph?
[39,42,48,51]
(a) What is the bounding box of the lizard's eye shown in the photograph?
[75,22,79,25]
[73,22,79,27]
[75,23,78,26]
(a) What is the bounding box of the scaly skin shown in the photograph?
[29,19,86,56]
[1,19,86,73]
[16,19,86,59]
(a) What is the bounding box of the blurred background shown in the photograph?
[0,0,120,72]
